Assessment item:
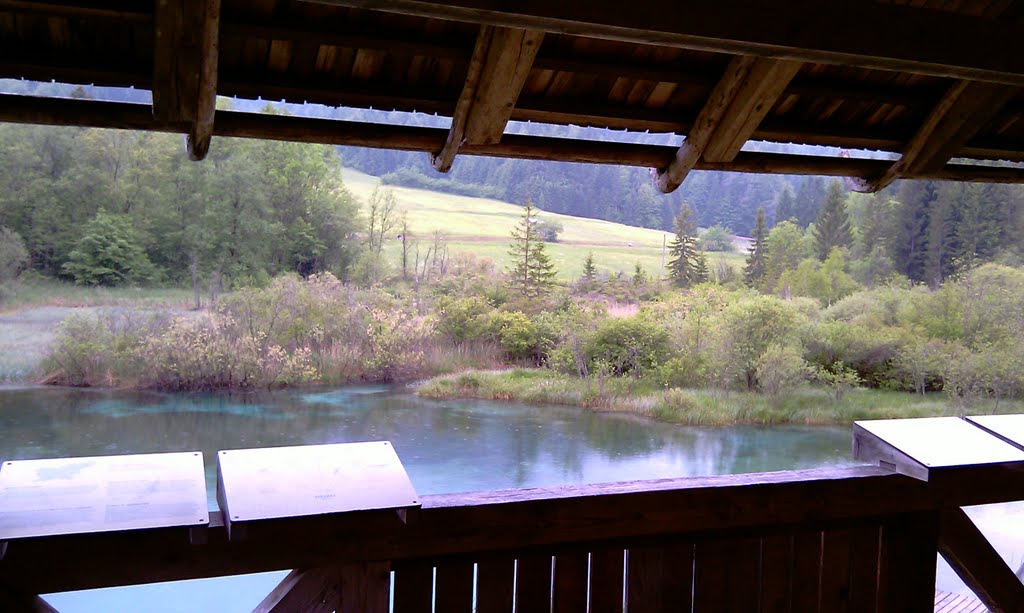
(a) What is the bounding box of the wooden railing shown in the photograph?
[4,463,1024,612]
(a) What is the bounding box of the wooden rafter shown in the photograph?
[152,0,221,161]
[432,25,543,172]
[654,56,801,193]
[855,80,1020,192]
[6,94,1024,185]
[309,0,1024,85]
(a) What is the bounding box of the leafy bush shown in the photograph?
[437,296,493,342]
[489,310,553,362]
[62,212,156,286]
[755,344,811,397]
[698,225,735,252]
[585,316,670,377]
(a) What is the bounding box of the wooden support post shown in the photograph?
[0,583,58,613]
[855,80,1020,192]
[153,0,221,161]
[253,563,390,613]
[432,25,544,172]
[939,507,1024,613]
[654,56,801,193]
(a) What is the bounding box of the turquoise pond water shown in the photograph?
[0,384,1012,609]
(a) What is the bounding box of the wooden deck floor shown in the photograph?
[936,590,988,612]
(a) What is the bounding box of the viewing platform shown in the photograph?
[2,415,1024,612]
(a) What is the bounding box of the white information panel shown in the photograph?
[217,441,420,522]
[0,451,209,539]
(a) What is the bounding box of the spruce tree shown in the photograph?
[812,180,853,261]
[693,250,710,284]
[744,207,768,286]
[774,184,796,225]
[581,251,597,284]
[632,262,646,286]
[507,201,557,297]
[667,204,701,287]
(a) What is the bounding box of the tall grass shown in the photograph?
[416,369,1024,426]
[2,277,193,312]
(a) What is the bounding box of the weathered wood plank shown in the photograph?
[878,512,939,613]
[309,0,1024,85]
[186,0,221,161]
[758,534,792,613]
[432,25,543,171]
[627,542,694,612]
[693,537,759,612]
[819,529,853,613]
[790,531,822,613]
[939,507,1024,613]
[515,553,553,612]
[392,560,433,613]
[589,547,625,613]
[8,465,1023,596]
[338,561,390,613]
[552,552,588,613]
[858,81,1020,192]
[3,95,1024,184]
[434,559,473,613]
[253,567,339,613]
[476,556,515,613]
[848,524,881,613]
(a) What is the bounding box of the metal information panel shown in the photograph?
[856,416,1024,468]
[217,441,420,523]
[967,414,1024,451]
[0,451,209,540]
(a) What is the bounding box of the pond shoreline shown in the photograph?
[415,368,1024,426]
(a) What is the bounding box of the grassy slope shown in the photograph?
[342,168,744,280]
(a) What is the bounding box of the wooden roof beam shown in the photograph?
[854,80,1020,192]
[152,0,221,161]
[654,56,801,193]
[432,25,544,172]
[308,0,1024,86]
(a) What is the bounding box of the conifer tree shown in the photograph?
[581,251,597,284]
[693,250,710,284]
[507,201,557,297]
[632,262,646,286]
[744,207,768,286]
[812,180,853,261]
[774,184,796,225]
[667,204,701,287]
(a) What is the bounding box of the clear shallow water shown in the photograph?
[0,384,995,610]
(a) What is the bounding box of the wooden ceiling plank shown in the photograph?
[858,80,1019,192]
[654,56,800,193]
[153,0,221,160]
[432,25,544,172]
[307,0,1024,86]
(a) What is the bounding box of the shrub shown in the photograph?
[585,316,670,377]
[489,310,552,362]
[62,212,156,286]
[437,296,493,342]
[755,344,811,397]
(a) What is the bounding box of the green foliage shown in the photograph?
[581,251,597,285]
[721,295,804,390]
[814,361,862,401]
[698,224,734,252]
[538,218,564,242]
[437,295,493,343]
[0,226,28,283]
[585,316,670,377]
[780,249,858,306]
[744,207,767,286]
[62,212,156,286]
[667,204,702,287]
[755,343,811,397]
[489,310,552,361]
[764,220,807,292]
[812,180,852,261]
[507,201,557,297]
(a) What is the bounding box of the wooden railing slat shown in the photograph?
[626,542,695,612]
[516,553,553,612]
[339,562,390,613]
[790,531,823,613]
[435,560,474,613]
[476,556,515,613]
[693,537,760,612]
[877,512,939,613]
[392,560,433,613]
[252,567,339,613]
[819,529,853,613]
[848,525,882,613]
[758,534,793,613]
[552,552,588,613]
[589,547,625,613]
